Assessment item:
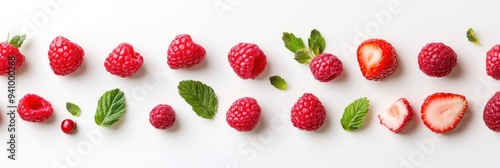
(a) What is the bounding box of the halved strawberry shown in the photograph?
[421,92,468,133]
[378,98,413,133]
[357,39,398,81]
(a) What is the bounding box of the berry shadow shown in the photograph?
[315,113,332,133]
[249,114,268,134]
[71,122,80,135]
[184,58,210,71]
[165,120,180,133]
[446,62,463,80]
[129,64,148,80]
[15,60,29,76]
[398,111,420,135]
[384,58,406,81]
[331,68,349,83]
[41,113,57,125]
[255,60,272,81]
[67,61,87,77]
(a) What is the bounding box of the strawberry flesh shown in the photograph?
[378,98,413,133]
[421,93,468,133]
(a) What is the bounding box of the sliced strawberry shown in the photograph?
[357,39,398,81]
[378,98,413,133]
[421,92,468,133]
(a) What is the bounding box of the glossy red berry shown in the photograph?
[61,119,76,134]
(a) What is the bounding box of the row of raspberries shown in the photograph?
[0,34,267,79]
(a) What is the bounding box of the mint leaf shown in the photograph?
[269,75,288,90]
[94,88,126,127]
[282,32,306,53]
[308,29,325,55]
[66,102,81,117]
[178,80,218,119]
[294,48,313,64]
[8,34,26,48]
[466,28,481,45]
[340,97,370,131]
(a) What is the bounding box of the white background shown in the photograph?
[1,0,500,167]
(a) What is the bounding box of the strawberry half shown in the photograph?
[421,92,468,133]
[357,39,398,81]
[378,98,413,133]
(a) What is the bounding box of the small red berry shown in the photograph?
[418,42,457,77]
[309,53,343,82]
[483,91,500,132]
[228,43,267,79]
[291,93,326,131]
[149,104,176,129]
[61,119,76,134]
[17,94,53,122]
[226,97,261,132]
[486,44,500,80]
[48,36,85,76]
[167,34,206,69]
[104,43,144,78]
[0,34,26,76]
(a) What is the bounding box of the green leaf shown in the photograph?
[178,80,218,119]
[340,97,370,132]
[308,29,325,55]
[294,48,313,64]
[94,88,126,127]
[269,75,288,90]
[8,34,26,48]
[466,28,480,45]
[282,32,306,53]
[66,102,81,117]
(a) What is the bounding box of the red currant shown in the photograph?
[61,119,76,134]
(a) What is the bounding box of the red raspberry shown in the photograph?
[291,93,326,131]
[149,104,176,129]
[483,91,500,132]
[418,42,457,77]
[0,34,26,76]
[228,43,267,79]
[309,53,343,82]
[226,97,261,132]
[486,44,500,79]
[104,43,144,78]
[167,34,206,69]
[48,36,85,76]
[17,94,54,122]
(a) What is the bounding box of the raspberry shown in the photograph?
[486,44,500,80]
[291,93,326,131]
[17,94,54,122]
[167,34,206,69]
[483,91,500,132]
[228,43,267,79]
[48,36,85,76]
[309,53,343,82]
[149,104,176,129]
[418,42,457,77]
[104,43,144,78]
[0,34,26,76]
[226,97,261,132]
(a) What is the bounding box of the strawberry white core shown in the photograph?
[360,44,382,69]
